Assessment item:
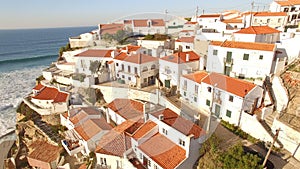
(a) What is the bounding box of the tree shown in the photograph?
[89,60,101,75]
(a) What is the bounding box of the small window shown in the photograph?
[243,54,249,60]
[122,75,125,79]
[184,91,186,96]
[117,74,119,77]
[278,18,282,23]
[229,95,233,102]
[207,87,212,92]
[195,85,199,93]
[259,55,263,60]
[121,64,124,71]
[144,78,147,83]
[134,67,138,74]
[154,164,158,169]
[213,49,218,55]
[128,66,131,73]
[226,110,232,118]
[128,77,131,80]
[206,99,211,106]
[186,46,190,49]
[194,97,197,102]
[179,139,185,146]
[267,19,270,23]
[163,128,168,135]
[148,160,151,167]
[116,63,119,66]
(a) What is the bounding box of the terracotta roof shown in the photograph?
[74,49,113,57]
[114,53,158,64]
[32,86,69,103]
[124,20,133,24]
[132,120,157,140]
[222,19,243,23]
[176,36,195,43]
[107,60,114,64]
[95,120,137,157]
[99,23,124,35]
[235,26,280,34]
[160,51,200,64]
[138,133,186,169]
[78,164,87,169]
[275,0,300,6]
[74,118,112,141]
[33,83,44,90]
[67,107,101,125]
[107,99,144,121]
[121,45,141,53]
[210,40,275,51]
[185,21,198,25]
[253,12,287,16]
[182,71,209,84]
[152,108,204,138]
[198,14,221,18]
[202,72,256,97]
[27,141,61,163]
[133,19,165,27]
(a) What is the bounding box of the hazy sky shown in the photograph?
[0,0,272,29]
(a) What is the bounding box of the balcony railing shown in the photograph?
[223,58,233,65]
[62,139,84,156]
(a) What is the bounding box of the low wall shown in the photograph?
[272,76,289,112]
[23,98,53,116]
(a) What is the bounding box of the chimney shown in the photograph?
[158,114,164,120]
[111,50,115,58]
[138,53,142,64]
[186,53,190,62]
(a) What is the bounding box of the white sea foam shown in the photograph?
[0,66,46,137]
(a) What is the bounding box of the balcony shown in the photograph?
[62,139,85,156]
[223,58,233,66]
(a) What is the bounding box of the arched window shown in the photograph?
[142,66,148,72]
[151,64,156,70]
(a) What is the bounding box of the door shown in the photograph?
[165,79,170,88]
[214,104,221,118]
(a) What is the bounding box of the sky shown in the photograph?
[0,0,273,29]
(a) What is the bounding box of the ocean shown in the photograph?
[0,26,96,139]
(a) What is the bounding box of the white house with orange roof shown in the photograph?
[207,40,279,79]
[27,83,69,115]
[175,36,195,51]
[159,51,203,90]
[60,107,112,156]
[233,26,281,43]
[113,52,159,88]
[103,98,145,125]
[196,14,221,28]
[69,30,99,48]
[180,71,264,126]
[221,18,245,30]
[131,108,205,169]
[269,0,300,25]
[244,11,288,28]
[131,19,166,35]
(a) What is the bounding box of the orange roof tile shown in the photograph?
[74,49,113,57]
[68,107,101,125]
[210,40,275,51]
[182,71,209,84]
[160,51,200,64]
[96,120,137,157]
[198,14,221,18]
[275,0,300,6]
[138,133,186,169]
[202,72,256,97]
[107,60,114,64]
[152,108,204,138]
[176,36,195,43]
[114,53,158,64]
[107,99,144,121]
[121,45,141,52]
[253,12,287,16]
[124,20,133,24]
[235,26,280,34]
[185,21,198,25]
[33,83,44,90]
[74,118,112,141]
[99,23,124,35]
[133,19,165,27]
[132,121,157,140]
[27,141,61,163]
[32,86,69,103]
[222,19,243,23]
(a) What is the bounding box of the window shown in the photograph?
[206,99,211,106]
[226,52,232,62]
[195,85,199,93]
[148,160,151,167]
[121,64,124,71]
[100,158,107,165]
[194,96,197,102]
[134,67,138,74]
[186,45,190,49]
[154,164,158,169]
[213,49,218,55]
[128,77,131,80]
[183,80,187,90]
[116,63,119,66]
[184,91,186,96]
[179,139,185,146]
[128,66,131,73]
[278,18,282,23]
[144,78,147,83]
[259,55,263,60]
[163,128,168,135]
[226,110,232,118]
[117,74,119,77]
[243,54,249,60]
[122,75,125,79]
[267,19,270,23]
[291,7,296,12]
[254,19,257,23]
[207,87,212,92]
[229,95,233,102]
[284,7,289,12]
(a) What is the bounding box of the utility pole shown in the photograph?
[263,128,280,167]
[195,6,199,18]
[249,1,255,26]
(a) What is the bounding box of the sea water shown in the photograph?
[0,26,95,139]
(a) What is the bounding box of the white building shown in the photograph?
[159,51,203,90]
[244,11,288,28]
[180,71,264,126]
[137,39,174,57]
[233,26,281,44]
[114,53,159,88]
[166,17,187,34]
[207,40,278,78]
[69,31,99,48]
[131,19,166,35]
[175,36,195,51]
[30,84,69,114]
[269,0,300,25]
[197,14,221,28]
